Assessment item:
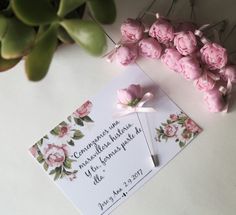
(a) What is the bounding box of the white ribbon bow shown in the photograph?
[115,92,156,117]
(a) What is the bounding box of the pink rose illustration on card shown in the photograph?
[29,100,94,181]
[155,112,202,148]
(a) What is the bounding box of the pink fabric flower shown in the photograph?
[184,118,200,133]
[121,18,145,42]
[161,48,182,72]
[203,89,226,112]
[73,101,92,118]
[194,72,216,92]
[179,56,202,80]
[200,43,228,70]
[164,124,178,137]
[116,44,138,66]
[220,65,236,83]
[174,31,197,55]
[149,19,174,44]
[44,144,69,168]
[117,84,143,106]
[138,37,162,59]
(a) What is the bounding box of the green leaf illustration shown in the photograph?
[59,121,68,127]
[49,169,56,175]
[43,162,49,171]
[54,171,61,180]
[50,126,60,136]
[54,167,62,180]
[179,141,185,148]
[72,130,84,140]
[44,135,49,139]
[67,140,75,146]
[81,115,94,122]
[74,117,84,126]
[37,154,44,163]
[160,126,164,133]
[64,158,72,169]
[161,123,167,126]
[67,115,72,122]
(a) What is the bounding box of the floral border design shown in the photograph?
[29,101,94,181]
[155,112,202,148]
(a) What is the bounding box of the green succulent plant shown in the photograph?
[0,0,116,81]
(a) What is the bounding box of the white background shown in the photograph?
[0,0,235,215]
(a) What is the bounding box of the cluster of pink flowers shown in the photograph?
[108,16,236,113]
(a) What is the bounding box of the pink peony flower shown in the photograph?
[179,56,202,80]
[170,114,178,121]
[138,37,162,59]
[220,65,236,83]
[121,18,145,42]
[116,44,138,66]
[44,144,69,168]
[184,118,200,133]
[117,84,143,106]
[73,101,92,118]
[194,72,216,92]
[200,43,228,70]
[164,124,178,137]
[203,89,226,112]
[161,48,182,72]
[149,18,174,44]
[174,31,197,56]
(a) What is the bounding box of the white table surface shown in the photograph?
[0,0,235,215]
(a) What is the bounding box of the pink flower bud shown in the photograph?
[138,37,163,59]
[117,84,143,106]
[203,89,226,112]
[161,48,182,72]
[194,72,216,92]
[174,31,197,56]
[149,18,174,44]
[179,56,202,80]
[200,43,228,70]
[220,65,236,83]
[120,18,145,42]
[116,44,138,66]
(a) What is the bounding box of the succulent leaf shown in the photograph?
[60,19,106,55]
[25,24,58,81]
[0,46,21,72]
[87,0,116,24]
[58,0,86,17]
[12,0,58,26]
[1,18,35,59]
[0,15,8,40]
[57,26,74,43]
